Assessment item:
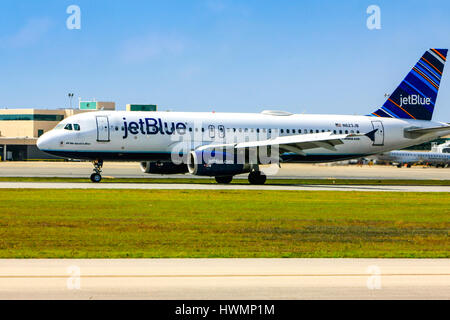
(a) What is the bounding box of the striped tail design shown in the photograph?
[371,48,447,121]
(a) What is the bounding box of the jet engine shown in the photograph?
[187,150,254,176]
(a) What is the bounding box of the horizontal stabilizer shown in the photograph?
[404,125,450,139]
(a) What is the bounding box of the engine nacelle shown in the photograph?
[140,161,188,174]
[187,150,253,176]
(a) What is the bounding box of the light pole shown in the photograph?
[68,93,74,108]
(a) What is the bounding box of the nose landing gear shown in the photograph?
[90,160,103,183]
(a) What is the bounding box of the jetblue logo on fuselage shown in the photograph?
[122,118,187,139]
[399,94,431,107]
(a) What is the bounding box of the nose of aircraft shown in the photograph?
[36,133,50,151]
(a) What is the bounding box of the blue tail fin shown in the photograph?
[371,48,447,121]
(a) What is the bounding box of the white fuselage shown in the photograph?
[36,111,450,163]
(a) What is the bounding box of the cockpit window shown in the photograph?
[55,124,65,130]
[64,124,73,130]
[73,124,80,131]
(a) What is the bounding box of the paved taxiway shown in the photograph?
[0,162,449,179]
[0,181,449,192]
[0,259,448,299]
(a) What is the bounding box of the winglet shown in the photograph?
[365,129,378,142]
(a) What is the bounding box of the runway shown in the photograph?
[0,181,449,192]
[0,259,447,299]
[0,162,449,180]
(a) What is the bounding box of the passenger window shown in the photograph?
[286,129,290,134]
[73,124,80,131]
[64,124,73,130]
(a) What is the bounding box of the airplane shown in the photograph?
[373,150,450,168]
[37,48,450,184]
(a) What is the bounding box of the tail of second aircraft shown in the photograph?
[371,48,448,121]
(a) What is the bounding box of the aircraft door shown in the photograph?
[96,116,110,142]
[371,120,384,146]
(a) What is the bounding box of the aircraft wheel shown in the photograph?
[407,164,412,168]
[90,173,102,183]
[215,176,233,184]
[397,164,402,168]
[248,171,267,185]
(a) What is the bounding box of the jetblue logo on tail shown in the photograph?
[399,94,431,107]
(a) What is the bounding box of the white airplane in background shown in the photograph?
[37,49,450,184]
[374,150,450,168]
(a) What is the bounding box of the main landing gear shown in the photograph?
[214,171,267,185]
[215,176,233,184]
[90,160,103,183]
[248,171,267,185]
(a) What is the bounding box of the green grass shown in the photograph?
[0,176,450,185]
[0,189,448,258]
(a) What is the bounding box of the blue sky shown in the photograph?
[1,0,450,120]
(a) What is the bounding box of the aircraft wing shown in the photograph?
[196,132,359,155]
